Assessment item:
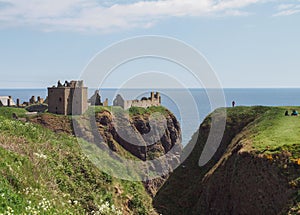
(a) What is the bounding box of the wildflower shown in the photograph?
[34,153,47,159]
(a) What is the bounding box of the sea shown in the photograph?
[1,88,300,146]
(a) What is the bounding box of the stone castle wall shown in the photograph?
[48,87,68,115]
[113,92,161,110]
[70,87,88,115]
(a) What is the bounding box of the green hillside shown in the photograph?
[0,107,155,215]
[154,106,300,214]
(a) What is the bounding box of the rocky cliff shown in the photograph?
[73,106,182,196]
[29,106,182,196]
[154,106,300,214]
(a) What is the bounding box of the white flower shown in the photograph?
[33,153,47,159]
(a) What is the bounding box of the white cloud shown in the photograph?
[0,0,273,33]
[273,8,300,16]
[273,2,300,16]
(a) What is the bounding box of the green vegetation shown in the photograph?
[0,107,27,119]
[249,106,300,158]
[85,106,112,115]
[154,105,300,215]
[128,106,168,117]
[0,107,155,214]
[85,105,169,117]
[208,106,300,159]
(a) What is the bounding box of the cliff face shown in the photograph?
[72,108,181,158]
[29,107,182,164]
[28,106,182,196]
[154,106,300,214]
[73,107,182,195]
[94,110,181,161]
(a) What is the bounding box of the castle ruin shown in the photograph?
[88,90,109,107]
[1,80,161,114]
[113,92,161,109]
[47,80,88,115]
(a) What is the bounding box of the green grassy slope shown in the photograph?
[250,107,300,158]
[0,107,155,215]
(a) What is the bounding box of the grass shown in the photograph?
[0,107,27,119]
[85,105,169,117]
[249,106,300,158]
[128,106,169,117]
[0,107,155,214]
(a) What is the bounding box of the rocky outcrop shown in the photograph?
[26,104,48,113]
[24,106,182,205]
[73,108,182,195]
[74,110,181,158]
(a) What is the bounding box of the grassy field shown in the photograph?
[248,106,300,158]
[0,107,154,214]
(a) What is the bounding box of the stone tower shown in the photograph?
[47,80,88,115]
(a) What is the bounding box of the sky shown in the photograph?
[0,0,300,88]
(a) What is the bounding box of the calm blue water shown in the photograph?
[1,88,300,145]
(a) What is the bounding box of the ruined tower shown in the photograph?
[113,92,161,110]
[47,80,88,115]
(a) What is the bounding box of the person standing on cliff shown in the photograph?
[232,101,236,107]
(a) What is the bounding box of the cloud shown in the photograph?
[273,2,300,16]
[0,0,271,33]
[273,9,300,16]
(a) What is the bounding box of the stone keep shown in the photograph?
[47,80,88,115]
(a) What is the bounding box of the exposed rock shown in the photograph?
[29,107,182,196]
[75,108,182,195]
[26,104,48,113]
